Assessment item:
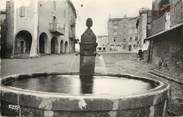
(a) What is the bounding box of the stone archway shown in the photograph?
[64,41,68,53]
[15,30,32,55]
[39,33,48,54]
[60,40,64,53]
[51,37,58,54]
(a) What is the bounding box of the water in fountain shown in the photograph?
[69,55,80,72]
[95,55,107,74]
[5,75,153,96]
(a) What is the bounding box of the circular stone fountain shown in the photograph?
[0,18,170,117]
[1,73,169,117]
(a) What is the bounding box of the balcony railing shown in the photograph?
[49,23,65,35]
[150,1,183,36]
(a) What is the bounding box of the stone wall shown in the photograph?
[170,0,183,27]
[150,14,166,36]
[151,29,183,80]
[150,0,183,36]
[149,0,183,80]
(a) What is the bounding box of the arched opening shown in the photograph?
[128,45,132,51]
[15,31,32,55]
[60,40,64,53]
[64,41,68,53]
[39,33,48,54]
[51,37,58,54]
[98,47,102,51]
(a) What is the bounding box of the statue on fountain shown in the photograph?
[79,18,98,76]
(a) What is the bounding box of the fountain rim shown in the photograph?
[0,72,170,111]
[0,72,169,97]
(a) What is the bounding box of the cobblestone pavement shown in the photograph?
[0,53,148,77]
[0,53,183,116]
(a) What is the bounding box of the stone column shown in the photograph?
[30,0,38,57]
[79,18,98,76]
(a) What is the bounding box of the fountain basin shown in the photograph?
[0,72,169,117]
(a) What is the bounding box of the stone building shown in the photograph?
[146,0,183,114]
[0,11,6,55]
[96,35,109,52]
[108,17,139,52]
[3,0,76,58]
[146,0,183,77]
[136,8,152,51]
[0,11,6,40]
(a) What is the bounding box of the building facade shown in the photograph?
[0,11,6,38]
[146,0,183,78]
[146,0,183,114]
[108,17,139,52]
[3,0,76,58]
[96,35,109,52]
[0,11,6,41]
[0,11,6,56]
[137,8,152,51]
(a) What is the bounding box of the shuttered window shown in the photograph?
[19,7,26,17]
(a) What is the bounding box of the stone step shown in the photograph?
[149,69,183,85]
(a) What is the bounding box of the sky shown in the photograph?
[0,0,153,37]
[71,0,153,37]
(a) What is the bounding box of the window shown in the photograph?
[19,7,26,17]
[53,16,57,23]
[114,25,118,29]
[113,37,117,42]
[133,44,136,48]
[53,16,56,20]
[128,45,132,51]
[135,36,138,41]
[130,37,133,41]
[113,31,117,35]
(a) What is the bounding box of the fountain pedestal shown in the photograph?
[80,18,98,76]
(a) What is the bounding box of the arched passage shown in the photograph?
[51,37,58,54]
[15,30,32,55]
[39,33,48,54]
[64,41,68,53]
[60,40,64,53]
